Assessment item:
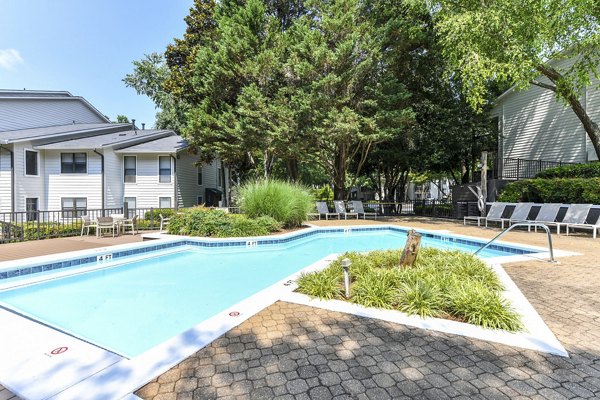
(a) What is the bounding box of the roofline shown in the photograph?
[1,123,132,145]
[114,133,189,153]
[0,96,110,123]
[0,89,73,96]
[113,131,178,150]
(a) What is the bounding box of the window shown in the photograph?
[25,150,38,176]
[61,153,87,173]
[159,156,171,183]
[197,196,203,205]
[124,156,136,183]
[26,198,38,221]
[124,197,136,218]
[197,167,203,185]
[159,197,171,208]
[61,197,87,218]
[218,167,222,187]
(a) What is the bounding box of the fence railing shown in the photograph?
[0,207,176,244]
[495,157,578,180]
[320,200,455,219]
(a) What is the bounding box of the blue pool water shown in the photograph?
[0,229,535,357]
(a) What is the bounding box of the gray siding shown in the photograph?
[13,142,46,212]
[104,148,124,209]
[493,60,600,164]
[176,152,202,207]
[0,99,106,131]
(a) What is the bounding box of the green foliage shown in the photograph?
[497,178,600,204]
[239,179,313,228]
[144,208,176,221]
[167,206,282,237]
[311,185,334,201]
[447,280,523,331]
[536,162,600,179]
[296,247,521,331]
[394,281,445,318]
[115,115,129,123]
[21,223,81,241]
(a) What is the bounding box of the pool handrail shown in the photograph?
[474,222,555,263]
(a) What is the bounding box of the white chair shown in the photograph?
[315,202,339,220]
[96,217,117,238]
[566,213,600,238]
[464,202,508,227]
[334,201,358,219]
[159,213,171,231]
[504,203,535,226]
[525,203,562,232]
[80,215,97,236]
[350,201,377,219]
[121,215,138,235]
[549,204,593,235]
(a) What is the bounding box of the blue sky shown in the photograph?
[0,0,192,127]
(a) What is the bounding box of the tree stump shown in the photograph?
[399,229,422,268]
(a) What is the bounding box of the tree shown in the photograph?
[123,53,189,132]
[433,0,600,158]
[115,115,129,123]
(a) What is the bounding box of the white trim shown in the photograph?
[23,148,39,177]
[158,196,171,209]
[59,151,88,175]
[123,155,137,184]
[157,155,172,184]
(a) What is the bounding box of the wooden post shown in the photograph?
[399,229,422,268]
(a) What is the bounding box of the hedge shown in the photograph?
[497,178,600,203]
[536,162,600,179]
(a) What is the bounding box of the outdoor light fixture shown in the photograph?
[341,258,351,298]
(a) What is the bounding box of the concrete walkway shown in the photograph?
[2,218,600,399]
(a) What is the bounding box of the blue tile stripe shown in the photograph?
[0,227,535,282]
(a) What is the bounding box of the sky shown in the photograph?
[0,0,193,127]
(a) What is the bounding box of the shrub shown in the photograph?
[497,178,600,203]
[167,206,281,237]
[239,179,313,227]
[536,162,600,179]
[296,248,523,332]
[145,208,176,221]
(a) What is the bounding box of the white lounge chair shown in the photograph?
[566,213,600,238]
[351,201,377,219]
[315,202,339,220]
[334,201,358,219]
[505,202,535,226]
[464,202,508,227]
[525,203,562,232]
[548,204,593,235]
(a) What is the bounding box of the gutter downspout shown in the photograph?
[0,145,15,215]
[93,149,105,209]
[170,154,178,211]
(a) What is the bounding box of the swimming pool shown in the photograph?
[0,226,539,358]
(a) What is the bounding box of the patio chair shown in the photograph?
[505,202,535,226]
[121,215,138,235]
[334,201,358,220]
[315,202,339,220]
[159,213,171,231]
[96,217,117,238]
[524,203,562,232]
[566,212,600,239]
[80,215,97,236]
[548,204,593,235]
[463,202,508,227]
[351,200,377,219]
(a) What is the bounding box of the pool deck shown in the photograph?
[1,217,600,399]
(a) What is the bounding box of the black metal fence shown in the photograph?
[495,157,577,180]
[0,207,175,244]
[323,200,455,219]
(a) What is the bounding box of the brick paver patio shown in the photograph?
[1,218,599,399]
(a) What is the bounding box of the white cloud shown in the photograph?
[0,49,24,70]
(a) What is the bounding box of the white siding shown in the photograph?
[45,150,102,211]
[104,148,123,208]
[123,154,175,209]
[0,99,106,131]
[494,61,600,164]
[0,146,12,212]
